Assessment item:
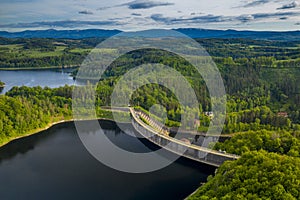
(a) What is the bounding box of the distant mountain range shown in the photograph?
[0,28,299,41]
[175,28,300,41]
[0,29,122,39]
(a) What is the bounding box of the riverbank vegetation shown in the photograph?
[189,121,300,198]
[189,151,300,199]
[0,85,130,146]
[214,129,300,157]
[0,86,72,145]
[0,80,4,93]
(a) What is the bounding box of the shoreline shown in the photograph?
[0,117,130,148]
[0,111,240,149]
[0,65,79,71]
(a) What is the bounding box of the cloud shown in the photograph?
[0,20,121,28]
[96,6,111,11]
[1,0,299,31]
[237,12,300,22]
[251,11,299,20]
[150,11,300,24]
[78,10,93,15]
[279,17,288,20]
[108,17,131,20]
[237,14,255,22]
[96,0,174,11]
[150,14,232,24]
[190,12,204,16]
[131,13,142,16]
[124,0,174,9]
[277,1,298,10]
[242,0,271,8]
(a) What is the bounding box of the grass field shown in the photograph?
[0,45,67,58]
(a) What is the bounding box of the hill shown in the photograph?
[0,29,121,39]
[0,28,299,41]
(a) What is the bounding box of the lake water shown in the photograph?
[0,69,215,199]
[0,120,214,200]
[0,69,80,94]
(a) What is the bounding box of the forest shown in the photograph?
[0,85,130,146]
[0,36,299,198]
[83,45,300,134]
[188,150,300,199]
[0,86,72,145]
[0,37,299,69]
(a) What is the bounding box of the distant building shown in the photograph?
[204,111,214,118]
[194,119,200,128]
[277,112,288,118]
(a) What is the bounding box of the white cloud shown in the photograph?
[277,1,299,10]
[0,0,299,31]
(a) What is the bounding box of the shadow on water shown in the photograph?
[0,120,125,162]
[0,122,70,163]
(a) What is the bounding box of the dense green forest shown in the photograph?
[0,37,299,198]
[189,151,300,199]
[0,37,299,140]
[89,46,300,133]
[0,86,72,145]
[0,37,299,69]
[0,85,128,146]
[0,38,102,69]
[214,129,300,157]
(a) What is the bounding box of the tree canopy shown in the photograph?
[189,151,300,200]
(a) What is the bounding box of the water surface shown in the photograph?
[0,69,79,94]
[0,120,214,200]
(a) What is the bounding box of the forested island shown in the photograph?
[0,80,4,93]
[0,36,299,199]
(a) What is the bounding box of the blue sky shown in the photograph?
[0,0,300,31]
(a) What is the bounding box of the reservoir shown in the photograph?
[0,120,214,200]
[0,69,79,94]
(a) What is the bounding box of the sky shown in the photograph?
[0,0,300,31]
